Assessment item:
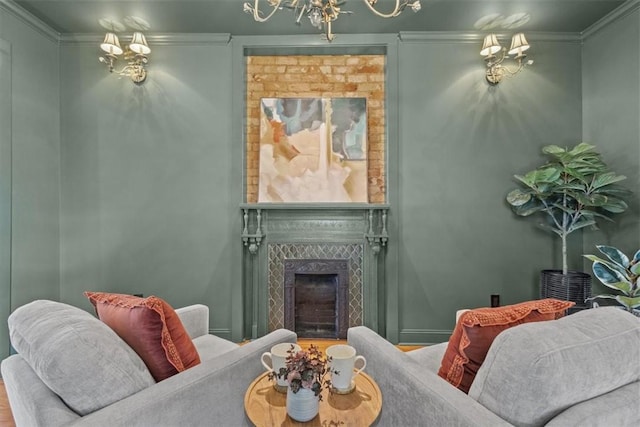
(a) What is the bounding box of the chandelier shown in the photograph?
[243,0,422,42]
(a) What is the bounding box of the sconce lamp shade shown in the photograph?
[100,32,123,56]
[480,34,502,56]
[508,33,530,56]
[129,32,151,55]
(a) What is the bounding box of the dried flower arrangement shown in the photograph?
[269,344,333,399]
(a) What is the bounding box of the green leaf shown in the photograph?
[633,250,640,264]
[630,262,640,276]
[538,222,562,236]
[542,145,567,155]
[556,183,587,191]
[592,261,632,293]
[582,210,614,222]
[615,295,640,309]
[597,185,632,198]
[600,198,628,213]
[568,142,597,156]
[549,202,576,215]
[530,167,562,184]
[585,254,629,278]
[596,245,629,268]
[592,172,627,189]
[567,219,596,233]
[584,254,608,264]
[588,294,618,302]
[514,206,545,217]
[506,189,531,207]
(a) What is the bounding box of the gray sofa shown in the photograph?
[349,306,640,426]
[1,300,297,427]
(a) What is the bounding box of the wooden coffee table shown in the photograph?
[244,371,382,426]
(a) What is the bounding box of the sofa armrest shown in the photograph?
[175,304,209,339]
[1,355,80,427]
[70,328,297,427]
[348,326,512,427]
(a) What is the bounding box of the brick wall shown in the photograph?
[245,55,386,203]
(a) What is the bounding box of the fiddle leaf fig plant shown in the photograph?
[506,143,630,275]
[584,245,640,313]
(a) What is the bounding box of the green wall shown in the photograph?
[59,36,239,339]
[0,4,60,358]
[393,35,584,343]
[582,5,640,292]
[0,38,11,358]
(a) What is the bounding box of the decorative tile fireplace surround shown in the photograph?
[240,204,388,339]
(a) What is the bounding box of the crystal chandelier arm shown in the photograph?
[295,3,308,23]
[361,0,420,18]
[243,0,284,23]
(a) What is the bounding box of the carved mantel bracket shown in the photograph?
[365,208,389,255]
[242,208,263,255]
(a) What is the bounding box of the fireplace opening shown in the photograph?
[294,274,338,338]
[284,259,349,339]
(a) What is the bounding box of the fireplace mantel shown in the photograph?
[240,203,389,254]
[239,204,390,339]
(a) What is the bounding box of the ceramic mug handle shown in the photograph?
[353,355,366,378]
[261,352,273,373]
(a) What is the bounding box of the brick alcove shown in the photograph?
[245,54,387,203]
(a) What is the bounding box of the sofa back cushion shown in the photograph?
[8,300,155,416]
[85,292,201,381]
[438,299,574,393]
[469,307,640,427]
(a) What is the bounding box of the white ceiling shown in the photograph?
[12,0,629,36]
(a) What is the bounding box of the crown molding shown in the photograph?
[399,31,582,44]
[0,0,59,43]
[59,33,232,46]
[582,0,640,40]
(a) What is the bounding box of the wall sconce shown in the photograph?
[98,32,150,84]
[480,33,533,85]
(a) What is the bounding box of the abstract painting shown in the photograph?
[258,97,367,203]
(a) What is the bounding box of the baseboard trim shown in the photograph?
[399,329,452,345]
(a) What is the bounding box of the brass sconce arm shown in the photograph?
[484,50,533,85]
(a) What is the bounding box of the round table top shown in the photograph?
[244,371,382,427]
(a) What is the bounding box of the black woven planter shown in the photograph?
[540,270,591,314]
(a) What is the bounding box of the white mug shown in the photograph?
[326,344,366,392]
[261,343,301,387]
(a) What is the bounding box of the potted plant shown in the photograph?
[506,143,630,310]
[270,344,332,422]
[584,245,640,316]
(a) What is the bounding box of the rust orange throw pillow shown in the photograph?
[85,292,201,382]
[437,298,574,393]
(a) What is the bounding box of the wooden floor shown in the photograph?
[0,339,422,426]
[0,379,14,427]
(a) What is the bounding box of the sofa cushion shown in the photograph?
[192,334,239,362]
[437,298,574,393]
[405,342,448,374]
[469,307,640,427]
[8,300,155,416]
[85,292,201,381]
